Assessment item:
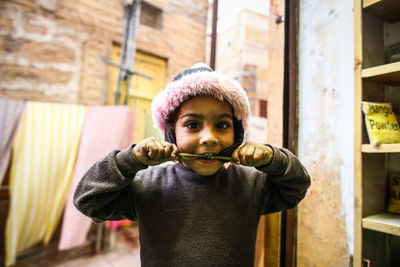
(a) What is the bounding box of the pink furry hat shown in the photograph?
[151,63,250,135]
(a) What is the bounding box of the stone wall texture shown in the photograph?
[0,0,208,104]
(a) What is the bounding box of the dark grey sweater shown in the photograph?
[74,145,310,267]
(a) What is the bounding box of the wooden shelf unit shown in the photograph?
[363,0,400,23]
[354,0,400,266]
[361,143,400,153]
[361,61,400,85]
[362,213,400,236]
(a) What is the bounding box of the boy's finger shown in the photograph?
[239,145,251,165]
[163,143,175,158]
[148,139,164,159]
[171,144,179,159]
[231,147,241,164]
[253,146,264,162]
[134,147,146,161]
[245,145,256,164]
[134,145,152,164]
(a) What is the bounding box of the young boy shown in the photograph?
[74,63,310,266]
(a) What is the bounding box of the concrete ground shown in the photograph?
[54,227,141,267]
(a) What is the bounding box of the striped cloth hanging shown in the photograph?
[58,105,135,251]
[0,99,26,187]
[5,101,87,266]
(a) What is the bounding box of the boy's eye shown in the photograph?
[216,121,231,129]
[185,121,200,129]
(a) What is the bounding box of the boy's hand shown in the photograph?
[231,142,273,167]
[133,137,179,166]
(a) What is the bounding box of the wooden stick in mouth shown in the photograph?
[178,153,231,162]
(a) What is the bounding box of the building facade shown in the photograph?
[0,0,209,264]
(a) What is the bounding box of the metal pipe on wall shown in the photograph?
[210,0,218,70]
[282,0,298,266]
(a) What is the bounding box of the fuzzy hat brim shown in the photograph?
[151,67,250,136]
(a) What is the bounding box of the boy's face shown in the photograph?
[175,95,235,176]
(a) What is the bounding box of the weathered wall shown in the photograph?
[263,1,284,147]
[216,2,284,146]
[0,0,208,105]
[297,0,354,266]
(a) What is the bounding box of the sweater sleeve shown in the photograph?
[257,145,311,214]
[73,144,147,223]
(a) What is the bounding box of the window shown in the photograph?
[259,99,267,118]
[140,1,162,30]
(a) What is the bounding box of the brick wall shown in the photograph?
[240,64,257,115]
[0,0,208,104]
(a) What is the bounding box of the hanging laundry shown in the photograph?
[58,106,135,251]
[0,99,26,188]
[5,102,87,266]
[107,220,133,231]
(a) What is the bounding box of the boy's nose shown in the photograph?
[200,128,218,145]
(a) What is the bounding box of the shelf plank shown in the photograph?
[361,143,400,153]
[362,212,400,236]
[363,0,381,8]
[362,61,400,85]
[363,0,400,23]
[353,1,363,266]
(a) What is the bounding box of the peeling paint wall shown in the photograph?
[297,0,354,266]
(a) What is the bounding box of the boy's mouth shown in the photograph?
[178,153,231,162]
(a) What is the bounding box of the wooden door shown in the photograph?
[109,46,166,143]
